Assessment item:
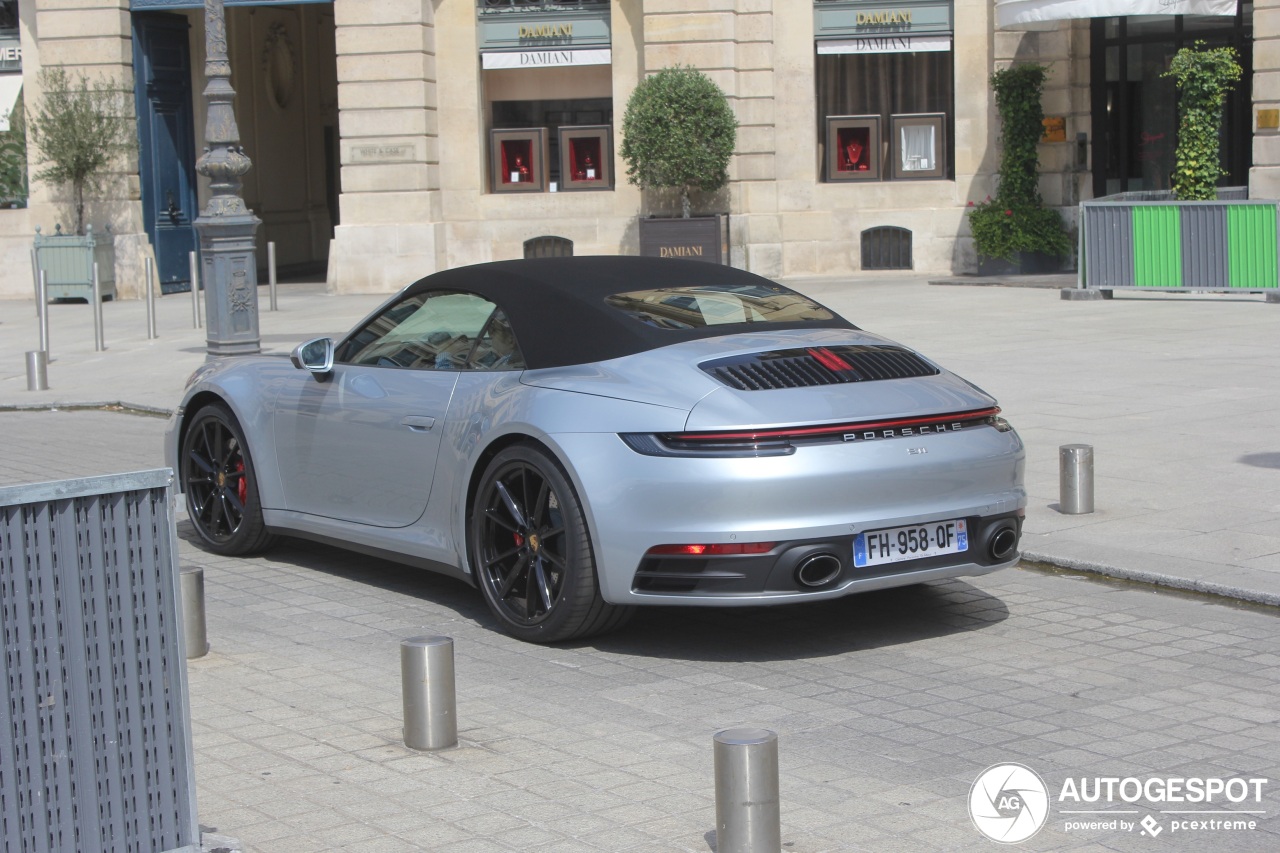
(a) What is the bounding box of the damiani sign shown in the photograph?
[817,36,951,54]
[482,49,611,69]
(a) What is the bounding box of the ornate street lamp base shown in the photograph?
[196,213,261,357]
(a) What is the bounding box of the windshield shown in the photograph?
[605,284,835,330]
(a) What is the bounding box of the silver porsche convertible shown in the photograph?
[166,257,1025,643]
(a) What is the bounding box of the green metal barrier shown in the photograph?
[1079,193,1279,293]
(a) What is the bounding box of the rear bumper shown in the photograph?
[630,511,1022,600]
[545,425,1026,606]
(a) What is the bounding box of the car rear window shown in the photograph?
[604,284,835,330]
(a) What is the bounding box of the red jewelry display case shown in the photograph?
[557,125,612,191]
[824,115,880,182]
[490,128,548,193]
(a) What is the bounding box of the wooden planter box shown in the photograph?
[638,215,727,264]
[1078,194,1279,293]
[34,226,117,301]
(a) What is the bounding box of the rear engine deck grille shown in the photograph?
[703,345,938,390]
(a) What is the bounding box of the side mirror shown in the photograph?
[290,337,334,379]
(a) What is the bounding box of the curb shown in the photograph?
[1020,550,1280,609]
[0,401,173,418]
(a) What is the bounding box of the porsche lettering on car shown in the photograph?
[166,257,1026,643]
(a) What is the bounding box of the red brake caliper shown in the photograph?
[235,459,247,504]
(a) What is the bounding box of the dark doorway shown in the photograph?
[1090,9,1253,198]
[133,13,199,293]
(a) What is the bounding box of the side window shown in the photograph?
[336,291,499,370]
[466,308,526,370]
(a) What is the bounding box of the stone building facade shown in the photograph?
[1,0,1267,298]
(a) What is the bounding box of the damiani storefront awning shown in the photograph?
[996,0,1237,28]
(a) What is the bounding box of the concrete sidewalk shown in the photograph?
[2,274,1278,607]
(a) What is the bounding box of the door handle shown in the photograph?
[401,416,436,432]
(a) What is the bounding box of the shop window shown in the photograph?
[489,98,613,193]
[816,51,953,183]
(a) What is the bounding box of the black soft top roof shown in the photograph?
[403,256,855,369]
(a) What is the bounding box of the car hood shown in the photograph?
[520,328,998,426]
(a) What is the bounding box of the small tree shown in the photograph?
[620,65,737,218]
[26,67,135,234]
[968,63,1071,262]
[1164,42,1242,201]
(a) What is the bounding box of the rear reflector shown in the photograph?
[646,542,777,557]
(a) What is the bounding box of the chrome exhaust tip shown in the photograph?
[988,526,1018,562]
[795,553,842,588]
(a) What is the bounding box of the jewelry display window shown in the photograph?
[490,128,547,193]
[557,125,612,191]
[824,116,880,182]
[890,113,947,180]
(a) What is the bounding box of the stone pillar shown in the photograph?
[1251,0,1280,198]
[26,0,147,298]
[329,0,440,293]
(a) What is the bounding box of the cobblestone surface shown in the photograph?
[1,409,1277,851]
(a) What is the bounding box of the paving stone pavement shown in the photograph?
[0,409,1278,852]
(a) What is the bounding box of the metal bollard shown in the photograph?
[268,241,278,311]
[37,271,50,357]
[145,256,157,339]
[1059,444,1095,514]
[25,351,48,391]
[714,728,781,853]
[30,248,40,317]
[189,251,202,329]
[92,262,105,351]
[180,566,209,659]
[401,636,457,751]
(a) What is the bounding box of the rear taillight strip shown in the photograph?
[666,407,1001,443]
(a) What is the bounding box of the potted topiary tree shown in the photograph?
[967,63,1071,275]
[27,67,135,301]
[621,65,737,263]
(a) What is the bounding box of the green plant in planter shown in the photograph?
[25,67,135,235]
[1164,42,1242,201]
[620,65,737,218]
[968,63,1071,263]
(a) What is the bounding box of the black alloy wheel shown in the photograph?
[180,403,274,556]
[471,444,629,643]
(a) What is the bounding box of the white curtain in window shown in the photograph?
[900,125,934,172]
[996,0,1236,29]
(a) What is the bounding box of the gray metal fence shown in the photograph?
[0,470,199,853]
